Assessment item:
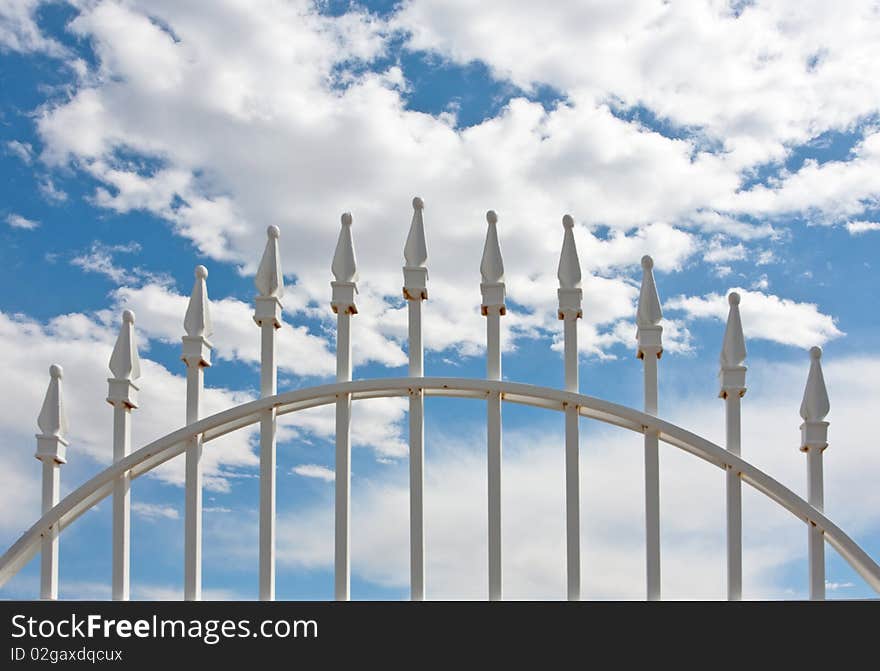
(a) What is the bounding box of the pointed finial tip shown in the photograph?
[267,225,280,239]
[486,210,498,224]
[412,196,424,210]
[195,265,208,279]
[562,214,574,229]
[810,346,822,360]
[641,255,653,270]
[49,364,63,379]
[122,309,135,324]
[728,291,740,306]
[341,212,353,226]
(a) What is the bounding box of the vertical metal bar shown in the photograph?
[184,363,203,601]
[807,448,825,600]
[486,309,502,601]
[643,353,660,601]
[335,311,352,601]
[725,394,742,601]
[408,299,425,600]
[40,460,59,600]
[112,404,131,601]
[563,316,580,601]
[259,320,277,601]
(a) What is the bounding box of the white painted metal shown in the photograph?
[480,209,505,601]
[4,215,874,605]
[254,225,284,601]
[107,310,140,601]
[636,255,662,601]
[800,345,830,600]
[558,214,582,601]
[403,197,428,601]
[719,292,747,600]
[35,364,67,600]
[182,265,213,601]
[332,212,358,601]
[5,375,879,596]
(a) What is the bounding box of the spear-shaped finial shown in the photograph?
[404,197,427,268]
[558,214,581,290]
[255,225,284,299]
[184,265,213,339]
[557,214,583,321]
[636,255,663,359]
[331,212,358,315]
[637,256,662,327]
[720,292,747,368]
[109,310,141,381]
[800,346,830,423]
[332,212,358,284]
[480,210,506,315]
[480,210,504,284]
[37,364,68,443]
[403,197,428,301]
[183,265,214,368]
[719,292,747,399]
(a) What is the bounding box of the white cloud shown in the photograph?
[28,0,770,365]
[27,0,872,366]
[292,464,334,482]
[666,288,843,349]
[38,178,68,203]
[5,213,39,229]
[750,274,770,291]
[132,502,180,521]
[825,581,855,591]
[0,0,66,55]
[394,1,880,169]
[846,220,880,235]
[724,131,880,221]
[704,238,746,264]
[70,241,169,285]
[5,139,33,164]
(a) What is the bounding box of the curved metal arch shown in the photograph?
[2,376,878,594]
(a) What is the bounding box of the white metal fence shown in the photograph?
[2,198,878,601]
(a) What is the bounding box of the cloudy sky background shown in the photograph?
[1,0,879,599]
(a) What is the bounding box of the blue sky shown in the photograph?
[1,0,879,600]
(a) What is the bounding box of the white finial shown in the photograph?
[37,364,68,439]
[404,197,427,267]
[184,265,213,338]
[800,346,830,422]
[720,292,746,368]
[480,210,504,284]
[109,310,141,381]
[255,225,284,298]
[557,214,581,289]
[637,255,662,326]
[332,212,358,283]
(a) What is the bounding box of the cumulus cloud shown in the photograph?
[22,0,868,367]
[665,288,843,349]
[292,464,335,482]
[5,213,39,229]
[5,139,33,164]
[26,0,772,366]
[846,220,880,235]
[0,0,66,55]
[394,0,880,169]
[132,502,180,521]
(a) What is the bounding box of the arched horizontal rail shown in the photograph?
[2,376,878,594]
